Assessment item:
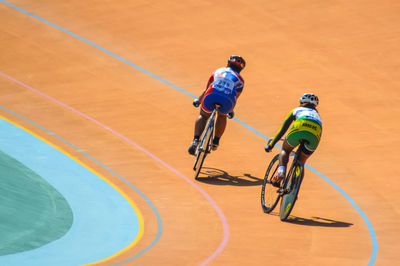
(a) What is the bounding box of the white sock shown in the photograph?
[277,166,286,175]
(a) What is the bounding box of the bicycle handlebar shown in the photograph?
[193,98,200,107]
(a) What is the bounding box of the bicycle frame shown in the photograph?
[193,107,218,179]
[261,140,306,220]
[279,142,306,220]
[199,109,217,153]
[280,144,302,193]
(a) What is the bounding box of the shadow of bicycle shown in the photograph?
[267,213,353,227]
[196,167,263,186]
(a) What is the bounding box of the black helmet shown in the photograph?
[299,93,319,106]
[227,55,246,72]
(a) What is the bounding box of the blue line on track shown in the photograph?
[0,1,377,264]
[234,117,377,265]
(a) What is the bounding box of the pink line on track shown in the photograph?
[0,71,229,265]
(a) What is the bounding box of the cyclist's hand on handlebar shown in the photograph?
[264,139,274,152]
[227,111,234,119]
[193,98,200,107]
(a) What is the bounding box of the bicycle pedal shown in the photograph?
[278,188,290,195]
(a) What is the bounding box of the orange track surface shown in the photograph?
[1,0,399,265]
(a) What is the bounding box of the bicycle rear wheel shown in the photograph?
[279,161,304,221]
[193,121,214,179]
[261,154,281,213]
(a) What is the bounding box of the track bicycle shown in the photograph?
[261,140,306,221]
[193,105,232,179]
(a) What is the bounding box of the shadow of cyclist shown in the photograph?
[196,167,263,186]
[278,215,353,227]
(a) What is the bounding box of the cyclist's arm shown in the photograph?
[269,111,295,147]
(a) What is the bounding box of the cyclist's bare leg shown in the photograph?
[209,112,227,150]
[194,109,211,137]
[279,139,295,168]
[275,140,294,178]
[188,109,211,155]
[271,140,295,185]
[298,152,311,165]
[214,112,227,138]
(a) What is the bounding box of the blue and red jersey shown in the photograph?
[208,67,244,99]
[201,67,244,114]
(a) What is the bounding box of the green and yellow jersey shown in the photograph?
[269,106,322,152]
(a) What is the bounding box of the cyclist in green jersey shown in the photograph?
[264,93,322,186]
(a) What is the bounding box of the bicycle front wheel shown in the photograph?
[261,154,281,213]
[279,161,304,221]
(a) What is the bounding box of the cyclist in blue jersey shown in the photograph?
[188,55,246,155]
[265,93,322,186]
